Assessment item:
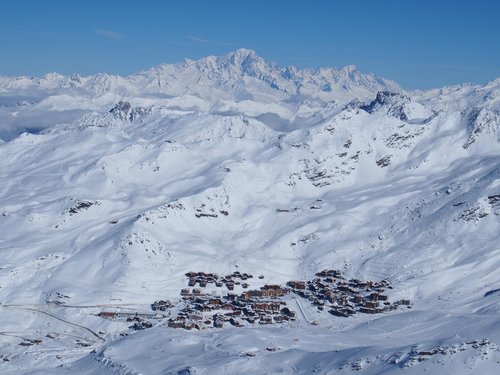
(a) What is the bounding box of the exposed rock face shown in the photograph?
[109,101,132,121]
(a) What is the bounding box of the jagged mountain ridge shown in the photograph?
[0,48,399,99]
[0,49,404,140]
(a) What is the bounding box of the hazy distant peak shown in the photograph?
[224,48,259,63]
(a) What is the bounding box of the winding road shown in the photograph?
[0,305,105,342]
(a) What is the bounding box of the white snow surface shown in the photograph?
[0,50,499,374]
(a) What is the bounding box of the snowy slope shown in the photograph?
[0,51,499,374]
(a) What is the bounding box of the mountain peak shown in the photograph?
[220,48,264,70]
[227,48,258,60]
[0,49,402,110]
[340,64,358,74]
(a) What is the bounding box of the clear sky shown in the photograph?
[0,0,498,89]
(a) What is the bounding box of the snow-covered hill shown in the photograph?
[0,50,499,374]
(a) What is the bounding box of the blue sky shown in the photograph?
[0,0,498,89]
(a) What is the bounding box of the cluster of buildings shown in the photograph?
[184,271,256,290]
[287,269,411,317]
[151,299,173,311]
[167,282,295,330]
[97,269,411,331]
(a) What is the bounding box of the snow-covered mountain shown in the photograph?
[0,49,400,140]
[0,50,499,374]
[0,48,399,99]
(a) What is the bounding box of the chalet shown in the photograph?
[349,278,362,286]
[329,308,349,317]
[232,300,246,308]
[262,284,283,290]
[316,269,342,278]
[209,298,222,306]
[195,304,211,313]
[243,290,263,299]
[280,307,296,318]
[370,292,388,301]
[296,290,311,298]
[189,313,203,321]
[261,289,275,298]
[243,308,257,317]
[253,303,268,311]
[259,316,273,325]
[168,320,185,329]
[359,307,377,314]
[261,285,286,297]
[130,321,153,330]
[98,312,117,319]
[273,316,284,323]
[308,284,318,293]
[194,323,205,330]
[331,306,355,317]
[340,284,358,294]
[287,281,306,289]
[270,303,281,312]
[325,290,338,303]
[151,300,172,311]
[354,295,364,304]
[365,301,379,309]
[253,302,280,312]
[229,318,242,327]
[338,296,349,306]
[316,281,330,290]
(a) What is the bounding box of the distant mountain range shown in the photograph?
[0,48,399,99]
